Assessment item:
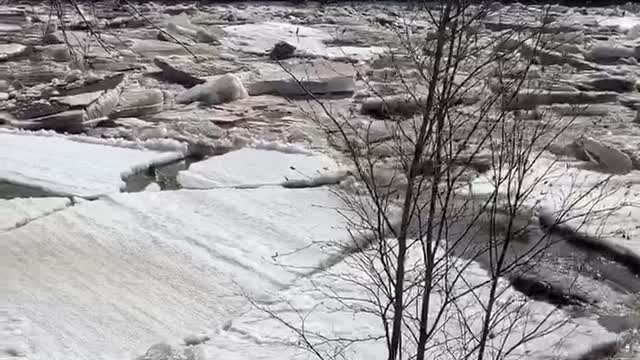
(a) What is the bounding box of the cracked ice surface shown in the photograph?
[0,187,354,360]
[0,197,71,231]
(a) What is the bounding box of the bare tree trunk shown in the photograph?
[415,3,454,359]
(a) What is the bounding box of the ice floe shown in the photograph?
[0,187,355,359]
[0,131,185,198]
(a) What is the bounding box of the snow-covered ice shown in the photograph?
[3,3,639,360]
[221,22,385,60]
[0,308,31,359]
[203,247,619,360]
[178,148,344,189]
[0,187,353,360]
[222,22,329,55]
[0,132,185,198]
[0,197,71,231]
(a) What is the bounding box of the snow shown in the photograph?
[178,148,344,189]
[0,197,71,231]
[250,139,314,155]
[0,187,354,360]
[176,74,248,105]
[144,183,162,192]
[202,246,618,360]
[0,308,31,359]
[0,132,185,198]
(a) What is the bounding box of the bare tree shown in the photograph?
[249,2,634,360]
[49,1,637,358]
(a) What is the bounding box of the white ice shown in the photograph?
[0,197,71,231]
[0,187,353,360]
[178,148,344,189]
[0,131,185,198]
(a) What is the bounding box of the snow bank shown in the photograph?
[178,148,344,189]
[0,132,185,198]
[203,248,618,360]
[0,197,71,231]
[0,187,354,360]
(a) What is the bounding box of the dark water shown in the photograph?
[123,155,202,192]
[0,182,60,199]
[437,201,640,334]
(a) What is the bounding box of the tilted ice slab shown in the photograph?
[178,148,345,189]
[0,187,353,360]
[466,152,640,252]
[202,248,618,360]
[0,197,71,231]
[0,131,185,198]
